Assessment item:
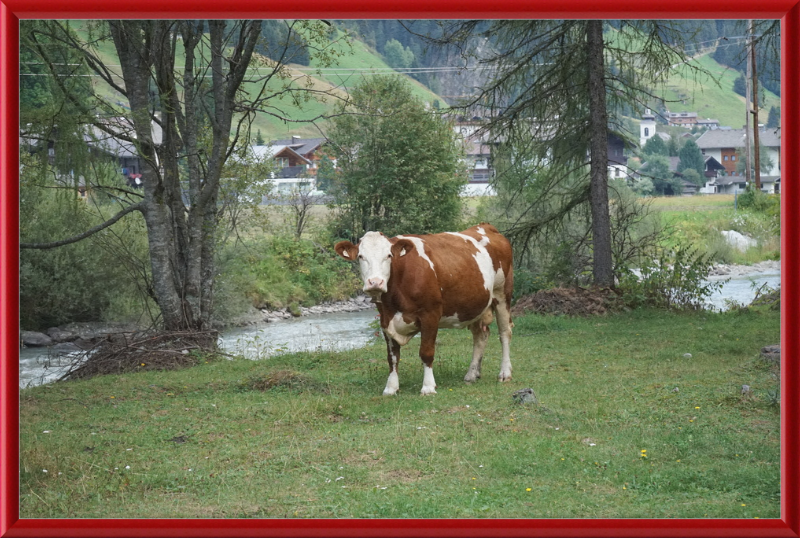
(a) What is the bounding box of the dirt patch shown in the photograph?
[59,330,219,382]
[241,369,329,394]
[511,287,624,317]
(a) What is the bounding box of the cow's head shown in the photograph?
[335,232,415,297]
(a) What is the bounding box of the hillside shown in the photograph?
[75,23,445,142]
[658,52,780,129]
[69,21,778,141]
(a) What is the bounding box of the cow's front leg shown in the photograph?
[382,332,402,396]
[418,321,439,395]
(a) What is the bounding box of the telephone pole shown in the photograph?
[750,20,762,190]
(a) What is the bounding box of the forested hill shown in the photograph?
[329,19,780,102]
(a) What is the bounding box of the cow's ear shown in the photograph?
[334,241,359,261]
[391,238,415,258]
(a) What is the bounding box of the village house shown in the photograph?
[251,136,328,194]
[695,127,781,193]
[453,116,496,196]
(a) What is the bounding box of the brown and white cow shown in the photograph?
[335,223,513,395]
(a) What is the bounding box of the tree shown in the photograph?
[677,139,705,177]
[383,38,414,69]
[642,135,669,157]
[736,143,776,176]
[429,20,702,287]
[327,75,467,240]
[640,155,681,196]
[20,20,340,332]
[766,106,780,128]
[733,74,747,97]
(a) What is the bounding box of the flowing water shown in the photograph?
[18,269,780,387]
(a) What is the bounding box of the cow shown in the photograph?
[334,223,513,396]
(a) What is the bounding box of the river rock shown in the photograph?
[721,230,758,252]
[46,327,77,343]
[21,331,53,347]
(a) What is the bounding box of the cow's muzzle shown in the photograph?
[363,278,387,295]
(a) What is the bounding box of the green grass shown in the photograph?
[661,54,780,129]
[642,194,780,265]
[20,308,780,519]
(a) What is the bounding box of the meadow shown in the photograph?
[20,307,780,519]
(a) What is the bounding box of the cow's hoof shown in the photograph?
[383,388,398,396]
[464,374,479,383]
[498,373,512,382]
[420,387,437,396]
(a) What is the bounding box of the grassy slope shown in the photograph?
[79,25,443,141]
[659,53,780,129]
[21,308,780,519]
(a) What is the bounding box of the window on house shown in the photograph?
[724,156,729,161]
[644,128,649,137]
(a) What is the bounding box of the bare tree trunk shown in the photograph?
[586,20,614,288]
[108,20,261,331]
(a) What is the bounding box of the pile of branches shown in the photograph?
[58,330,220,382]
[511,287,624,317]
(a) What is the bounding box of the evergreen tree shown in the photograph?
[766,106,780,128]
[429,20,706,287]
[642,135,669,156]
[677,139,705,177]
[733,74,747,97]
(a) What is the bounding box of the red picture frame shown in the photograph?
[2,2,798,536]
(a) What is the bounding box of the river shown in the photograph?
[18,268,780,388]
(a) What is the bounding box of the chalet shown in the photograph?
[667,111,698,127]
[251,137,329,194]
[21,119,163,196]
[84,122,163,189]
[695,127,781,188]
[453,116,496,196]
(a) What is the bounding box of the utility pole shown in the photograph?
[744,21,753,188]
[750,20,762,190]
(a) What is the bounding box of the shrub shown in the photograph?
[618,245,724,310]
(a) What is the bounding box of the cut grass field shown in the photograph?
[20,308,780,519]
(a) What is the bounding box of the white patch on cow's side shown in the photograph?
[385,312,417,346]
[446,233,496,292]
[477,226,486,235]
[421,365,437,395]
[396,235,435,273]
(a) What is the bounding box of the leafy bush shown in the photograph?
[618,246,724,310]
[19,157,155,330]
[214,235,361,321]
[736,188,780,235]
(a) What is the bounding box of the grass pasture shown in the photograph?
[20,308,780,519]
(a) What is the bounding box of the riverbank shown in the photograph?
[20,260,781,351]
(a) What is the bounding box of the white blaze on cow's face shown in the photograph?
[356,232,394,296]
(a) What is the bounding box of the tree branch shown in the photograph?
[20,202,145,250]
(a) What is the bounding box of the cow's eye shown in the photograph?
[357,254,364,260]
[387,254,393,258]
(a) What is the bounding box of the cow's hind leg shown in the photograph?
[418,319,439,395]
[494,299,513,382]
[382,332,402,396]
[464,311,492,383]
